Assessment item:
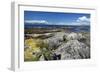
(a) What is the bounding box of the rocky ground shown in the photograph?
[24,31,90,61]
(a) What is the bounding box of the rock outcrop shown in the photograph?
[55,40,90,59]
[43,32,90,60]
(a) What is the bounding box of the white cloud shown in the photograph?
[25,20,48,24]
[55,16,90,25]
[76,16,90,25]
[24,16,90,26]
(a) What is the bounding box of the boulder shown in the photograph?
[67,32,85,40]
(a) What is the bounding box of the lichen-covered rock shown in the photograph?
[55,40,90,59]
[67,32,78,40]
[67,32,85,40]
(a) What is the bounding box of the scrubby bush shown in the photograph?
[24,38,43,61]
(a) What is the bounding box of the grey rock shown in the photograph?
[66,32,85,40]
[55,40,90,59]
[39,54,45,61]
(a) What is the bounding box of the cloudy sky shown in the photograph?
[24,11,90,25]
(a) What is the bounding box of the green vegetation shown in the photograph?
[24,38,54,61]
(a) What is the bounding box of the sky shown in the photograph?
[24,11,90,25]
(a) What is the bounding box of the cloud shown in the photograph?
[25,20,48,24]
[76,16,90,25]
[54,16,90,25]
[24,16,90,26]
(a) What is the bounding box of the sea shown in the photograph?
[25,23,90,32]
